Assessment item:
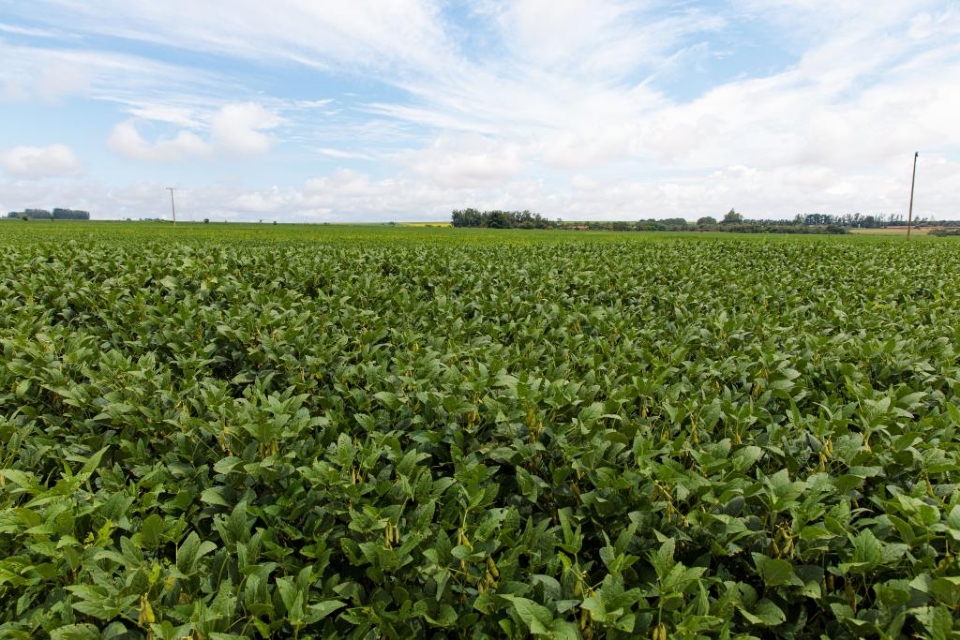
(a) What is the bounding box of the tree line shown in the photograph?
[451,209,557,229]
[453,207,960,234]
[451,208,847,234]
[7,208,90,220]
[792,212,942,228]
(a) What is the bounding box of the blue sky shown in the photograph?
[1,0,958,221]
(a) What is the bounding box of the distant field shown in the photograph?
[848,226,932,235]
[1,219,944,244]
[401,221,453,228]
[1,221,958,638]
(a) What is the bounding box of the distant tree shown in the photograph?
[486,210,511,228]
[9,209,56,219]
[722,209,743,224]
[452,208,484,227]
[52,208,90,220]
[452,208,554,229]
[203,218,210,224]
[697,216,717,226]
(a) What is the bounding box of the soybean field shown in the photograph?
[1,223,959,639]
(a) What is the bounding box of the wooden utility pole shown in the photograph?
[907,152,918,239]
[166,187,177,225]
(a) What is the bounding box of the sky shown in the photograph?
[1,0,959,222]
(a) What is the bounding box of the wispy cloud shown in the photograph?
[315,148,376,161]
[5,0,456,73]
[0,39,236,107]
[0,22,71,39]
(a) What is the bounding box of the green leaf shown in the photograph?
[746,599,786,626]
[929,577,960,606]
[141,513,164,548]
[50,624,102,640]
[200,486,231,507]
[914,605,954,640]
[753,554,801,588]
[851,529,883,565]
[550,620,581,640]
[799,525,835,541]
[373,391,401,409]
[578,402,604,425]
[732,446,763,470]
[425,604,458,628]
[14,379,31,398]
[501,595,553,634]
[176,531,216,574]
[946,505,960,540]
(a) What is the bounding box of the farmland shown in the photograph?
[1,223,959,639]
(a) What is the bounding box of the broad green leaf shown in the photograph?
[501,595,553,634]
[753,554,801,588]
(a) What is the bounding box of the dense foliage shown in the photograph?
[451,209,556,229]
[1,224,959,639]
[586,219,847,235]
[52,209,92,221]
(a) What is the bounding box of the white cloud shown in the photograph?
[290,99,335,110]
[126,105,203,128]
[490,0,726,77]
[210,102,281,156]
[107,119,210,162]
[36,61,91,104]
[0,79,30,102]
[316,148,375,160]
[541,126,635,169]
[0,55,90,103]
[403,135,526,187]
[0,22,66,38]
[303,169,377,200]
[8,0,454,74]
[909,6,960,39]
[1,144,83,179]
[106,102,282,162]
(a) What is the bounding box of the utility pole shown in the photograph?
[166,187,177,225]
[907,152,918,239]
